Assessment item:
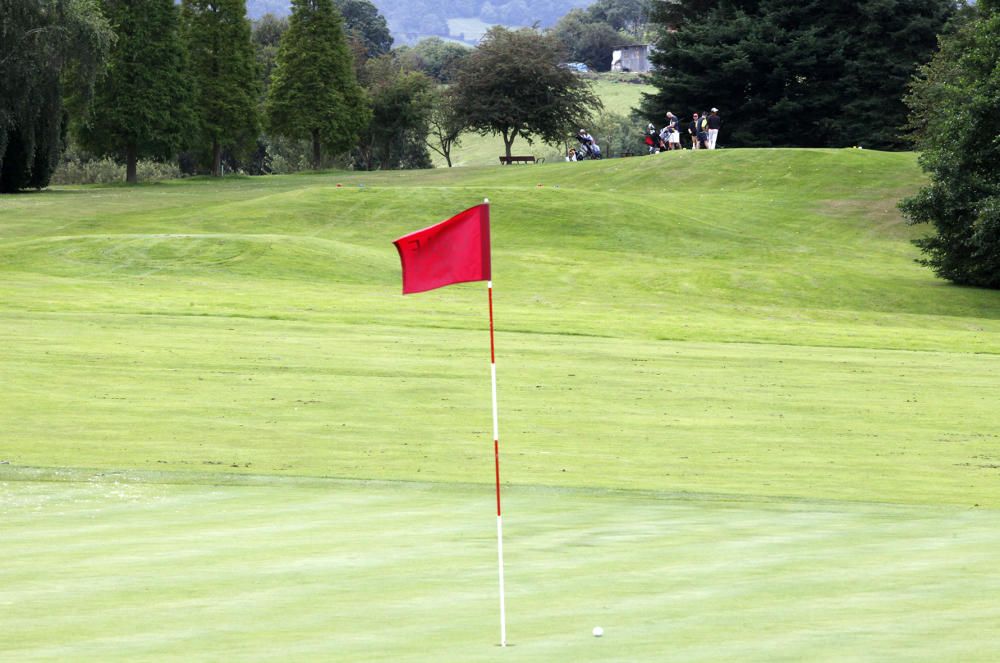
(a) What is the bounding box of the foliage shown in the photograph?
[588,109,641,157]
[353,55,434,170]
[585,0,651,41]
[76,0,196,184]
[551,8,622,72]
[395,37,471,83]
[423,86,464,167]
[900,4,1000,288]
[642,0,953,150]
[265,0,370,168]
[451,26,601,158]
[52,146,181,184]
[182,0,261,177]
[0,0,113,192]
[252,13,288,100]
[333,0,392,59]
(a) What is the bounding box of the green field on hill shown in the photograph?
[3,149,1000,660]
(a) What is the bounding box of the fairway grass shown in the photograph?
[3,149,1000,659]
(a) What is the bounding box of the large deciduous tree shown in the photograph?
[1,0,112,192]
[265,0,369,169]
[451,27,600,160]
[900,2,1000,288]
[586,0,651,41]
[182,0,260,176]
[424,86,464,167]
[396,37,470,84]
[333,0,392,61]
[641,0,953,150]
[552,8,622,72]
[353,55,434,171]
[76,0,195,184]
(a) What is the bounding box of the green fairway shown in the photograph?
[3,149,1000,659]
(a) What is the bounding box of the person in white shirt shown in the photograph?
[707,108,721,149]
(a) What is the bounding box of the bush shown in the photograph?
[900,6,1000,288]
[52,149,181,185]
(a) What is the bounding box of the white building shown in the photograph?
[611,44,654,73]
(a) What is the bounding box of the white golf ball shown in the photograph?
[592,626,604,637]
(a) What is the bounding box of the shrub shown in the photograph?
[52,150,181,185]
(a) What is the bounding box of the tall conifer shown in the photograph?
[642,0,952,150]
[182,0,261,176]
[77,0,195,183]
[265,0,369,169]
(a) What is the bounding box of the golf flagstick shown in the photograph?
[391,199,502,645]
[485,198,507,647]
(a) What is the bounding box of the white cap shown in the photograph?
[711,107,718,112]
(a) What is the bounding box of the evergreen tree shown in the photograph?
[182,0,261,176]
[1,0,112,192]
[77,0,195,184]
[900,2,1000,288]
[641,0,953,149]
[265,0,369,169]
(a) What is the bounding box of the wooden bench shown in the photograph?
[499,155,535,165]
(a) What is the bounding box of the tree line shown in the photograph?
[2,0,606,189]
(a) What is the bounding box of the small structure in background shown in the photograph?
[611,44,653,73]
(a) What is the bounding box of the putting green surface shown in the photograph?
[2,149,1000,659]
[4,474,1000,661]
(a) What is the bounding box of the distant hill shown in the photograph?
[247,0,594,45]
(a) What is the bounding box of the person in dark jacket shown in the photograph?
[698,111,710,148]
[688,113,702,149]
[707,108,721,149]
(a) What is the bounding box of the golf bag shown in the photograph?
[576,135,603,160]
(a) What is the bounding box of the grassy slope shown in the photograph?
[3,149,1000,660]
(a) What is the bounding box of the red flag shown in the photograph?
[393,204,491,294]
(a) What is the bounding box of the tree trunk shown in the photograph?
[212,138,221,177]
[311,128,321,169]
[503,131,515,160]
[125,143,138,184]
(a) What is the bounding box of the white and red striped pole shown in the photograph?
[485,199,507,647]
